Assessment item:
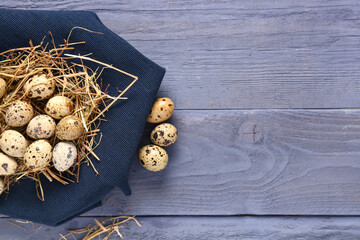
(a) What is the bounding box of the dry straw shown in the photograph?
[0,27,138,200]
[7,216,140,240]
[59,216,141,240]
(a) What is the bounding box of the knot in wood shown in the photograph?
[239,122,263,143]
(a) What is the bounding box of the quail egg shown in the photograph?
[151,123,178,147]
[0,178,4,195]
[52,141,77,172]
[0,130,28,158]
[56,115,84,140]
[23,74,55,99]
[138,144,168,172]
[0,153,17,176]
[147,97,174,123]
[5,101,34,127]
[0,77,7,99]
[45,96,74,119]
[26,114,56,139]
[24,140,52,170]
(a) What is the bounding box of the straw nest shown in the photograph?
[0,27,138,200]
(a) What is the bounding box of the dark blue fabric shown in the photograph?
[0,9,165,226]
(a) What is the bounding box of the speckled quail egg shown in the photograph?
[0,178,4,195]
[23,74,55,99]
[0,130,28,158]
[5,101,34,127]
[45,96,74,119]
[151,123,178,147]
[56,115,84,140]
[147,97,174,123]
[0,153,17,176]
[26,114,56,139]
[138,144,169,172]
[24,140,52,170]
[0,78,7,99]
[52,141,77,172]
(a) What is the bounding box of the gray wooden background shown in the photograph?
[1,1,360,239]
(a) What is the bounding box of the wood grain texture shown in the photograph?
[1,216,360,240]
[1,1,360,109]
[3,109,360,217]
[62,109,360,216]
[2,1,360,238]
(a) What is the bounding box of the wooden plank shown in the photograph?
[1,216,360,239]
[70,109,360,216]
[4,109,360,217]
[2,1,360,109]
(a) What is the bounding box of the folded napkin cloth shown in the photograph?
[0,9,165,226]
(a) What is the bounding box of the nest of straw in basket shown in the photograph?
[0,27,137,200]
